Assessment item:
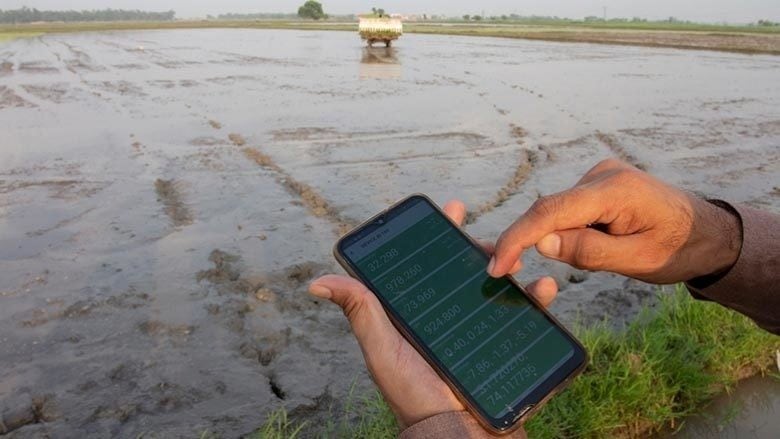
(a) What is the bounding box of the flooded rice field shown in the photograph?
[1,29,779,437]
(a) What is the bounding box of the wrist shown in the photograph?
[688,198,743,279]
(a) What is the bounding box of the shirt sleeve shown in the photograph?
[686,202,780,334]
[399,411,527,439]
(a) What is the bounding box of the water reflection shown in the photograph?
[359,47,401,80]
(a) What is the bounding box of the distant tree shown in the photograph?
[472,15,482,21]
[0,7,175,23]
[462,14,470,21]
[297,1,326,20]
[500,15,508,20]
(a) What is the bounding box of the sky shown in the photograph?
[2,1,778,24]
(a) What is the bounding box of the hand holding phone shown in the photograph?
[310,197,583,434]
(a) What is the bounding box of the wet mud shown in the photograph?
[656,375,780,439]
[466,148,538,224]
[0,86,35,109]
[154,179,194,227]
[1,29,778,437]
[242,147,357,234]
[595,131,648,171]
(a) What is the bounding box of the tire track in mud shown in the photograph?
[595,131,648,170]
[241,147,357,235]
[465,148,539,225]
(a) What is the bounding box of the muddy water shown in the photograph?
[663,376,780,438]
[1,29,778,437]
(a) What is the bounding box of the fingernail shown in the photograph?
[537,233,561,257]
[487,256,496,276]
[309,284,332,299]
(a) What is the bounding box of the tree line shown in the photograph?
[0,7,175,24]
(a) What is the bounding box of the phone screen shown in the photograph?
[338,196,586,428]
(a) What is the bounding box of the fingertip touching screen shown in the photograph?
[339,196,583,423]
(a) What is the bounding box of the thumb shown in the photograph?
[309,274,398,347]
[536,228,645,274]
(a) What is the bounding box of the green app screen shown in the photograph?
[343,199,574,419]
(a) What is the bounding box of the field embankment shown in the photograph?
[2,20,780,54]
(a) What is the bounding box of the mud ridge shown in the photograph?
[0,395,56,434]
[20,290,152,328]
[1,61,14,75]
[242,147,356,234]
[154,179,194,227]
[18,61,58,74]
[26,208,95,238]
[0,179,107,200]
[228,133,246,146]
[595,131,648,170]
[271,127,340,142]
[0,86,36,109]
[509,124,528,144]
[196,250,252,295]
[466,148,538,224]
[21,83,72,104]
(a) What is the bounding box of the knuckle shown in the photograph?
[530,194,563,219]
[571,238,606,270]
[640,249,670,273]
[598,158,624,169]
[609,168,640,187]
[341,289,369,321]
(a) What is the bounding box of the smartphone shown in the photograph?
[334,194,587,434]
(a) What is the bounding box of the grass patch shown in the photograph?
[258,284,778,438]
[0,31,42,43]
[524,284,778,438]
[254,387,397,439]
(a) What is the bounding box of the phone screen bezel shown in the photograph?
[334,194,588,434]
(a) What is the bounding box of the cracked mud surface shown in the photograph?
[1,29,779,438]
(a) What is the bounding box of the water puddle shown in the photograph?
[665,375,780,438]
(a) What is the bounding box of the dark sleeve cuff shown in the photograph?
[399,411,527,439]
[685,201,780,334]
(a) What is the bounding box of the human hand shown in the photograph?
[489,159,742,284]
[309,200,558,429]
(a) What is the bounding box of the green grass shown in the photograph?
[257,285,779,438]
[252,385,397,439]
[0,31,42,43]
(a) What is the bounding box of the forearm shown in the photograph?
[686,202,780,334]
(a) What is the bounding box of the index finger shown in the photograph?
[489,184,613,277]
